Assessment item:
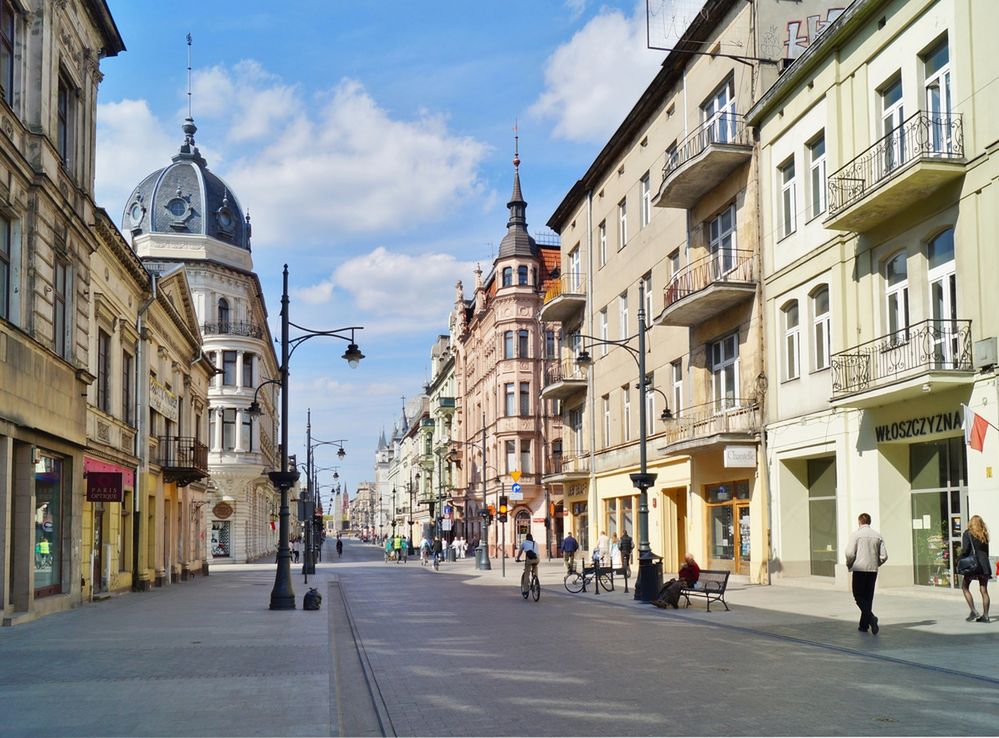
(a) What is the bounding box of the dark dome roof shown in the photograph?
[121,118,251,251]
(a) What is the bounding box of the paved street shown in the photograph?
[1,538,997,737]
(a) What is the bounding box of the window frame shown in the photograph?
[618,292,628,340]
[710,333,740,411]
[502,267,512,287]
[504,383,515,417]
[782,300,800,381]
[122,349,134,426]
[97,328,111,413]
[53,257,68,358]
[617,198,627,249]
[518,265,529,286]
[519,381,530,416]
[598,221,607,267]
[671,359,683,415]
[0,1,14,109]
[808,134,827,219]
[811,286,831,372]
[503,331,514,359]
[241,352,254,388]
[622,384,631,442]
[0,213,9,320]
[884,250,910,342]
[517,329,529,358]
[222,408,237,451]
[640,172,651,228]
[779,157,797,238]
[222,350,237,386]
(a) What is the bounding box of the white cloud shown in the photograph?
[564,0,588,20]
[529,3,664,142]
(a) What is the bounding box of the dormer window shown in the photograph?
[502,267,512,287]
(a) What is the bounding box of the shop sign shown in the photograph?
[86,472,123,502]
[874,410,961,443]
[150,377,179,423]
[213,501,234,520]
[723,445,757,468]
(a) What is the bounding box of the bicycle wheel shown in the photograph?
[433,555,440,571]
[563,571,584,593]
[531,576,540,601]
[598,573,614,592]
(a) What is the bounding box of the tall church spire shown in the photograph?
[497,122,536,259]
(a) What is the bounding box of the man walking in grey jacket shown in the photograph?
[845,513,888,634]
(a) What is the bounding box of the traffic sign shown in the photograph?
[509,482,523,500]
[511,470,522,482]
[511,482,521,494]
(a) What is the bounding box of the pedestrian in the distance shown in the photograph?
[960,514,991,623]
[845,513,888,634]
[619,530,634,577]
[595,530,610,565]
[562,531,579,572]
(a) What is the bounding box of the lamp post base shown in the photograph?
[475,545,492,570]
[633,551,663,602]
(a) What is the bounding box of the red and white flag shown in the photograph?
[962,404,989,452]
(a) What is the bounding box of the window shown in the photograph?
[209,410,216,450]
[708,204,737,276]
[703,78,736,144]
[782,301,800,380]
[122,350,134,425]
[53,258,67,358]
[642,272,652,325]
[149,407,158,437]
[241,410,253,452]
[222,408,236,450]
[640,172,651,228]
[520,440,531,473]
[602,394,611,448]
[505,440,516,473]
[0,1,13,107]
[518,265,528,285]
[519,382,530,415]
[568,247,581,289]
[568,407,584,452]
[644,373,655,436]
[241,353,254,388]
[518,329,529,357]
[618,292,628,339]
[222,351,237,386]
[779,158,796,237]
[503,331,513,359]
[57,73,74,170]
[545,329,556,358]
[928,228,957,364]
[502,267,512,287]
[618,199,627,249]
[33,454,64,596]
[0,215,10,320]
[217,297,230,328]
[504,383,515,416]
[811,287,830,371]
[671,359,683,415]
[710,333,739,410]
[668,249,680,279]
[923,38,952,153]
[97,329,111,412]
[599,308,608,356]
[622,384,631,442]
[666,141,679,171]
[881,76,905,171]
[808,134,827,218]
[885,251,909,342]
[598,221,607,267]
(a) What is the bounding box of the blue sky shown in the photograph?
[95,1,697,505]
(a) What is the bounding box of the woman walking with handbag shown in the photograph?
[959,515,991,623]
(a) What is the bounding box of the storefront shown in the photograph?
[33,453,65,598]
[82,457,135,596]
[704,479,752,575]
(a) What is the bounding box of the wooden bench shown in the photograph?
[679,570,731,612]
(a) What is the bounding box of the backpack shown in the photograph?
[525,548,538,560]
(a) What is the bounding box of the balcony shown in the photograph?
[658,400,759,455]
[540,358,587,401]
[655,250,756,327]
[435,396,456,417]
[654,113,752,210]
[539,273,586,323]
[156,436,209,487]
[830,319,973,408]
[825,112,965,232]
[201,320,265,339]
[542,449,590,483]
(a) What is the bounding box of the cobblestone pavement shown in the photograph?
[0,539,997,737]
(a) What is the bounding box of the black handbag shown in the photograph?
[956,535,981,576]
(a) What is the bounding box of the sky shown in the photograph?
[95,0,700,508]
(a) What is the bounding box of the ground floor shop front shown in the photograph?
[769,383,999,590]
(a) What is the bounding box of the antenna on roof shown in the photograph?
[186,33,193,119]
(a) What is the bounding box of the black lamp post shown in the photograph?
[444,415,492,570]
[575,281,670,602]
[249,264,364,610]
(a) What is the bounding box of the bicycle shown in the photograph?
[520,565,540,601]
[432,550,442,571]
[564,565,614,594]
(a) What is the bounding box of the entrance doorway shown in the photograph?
[661,488,687,573]
[93,506,104,594]
[706,480,751,575]
[910,437,967,588]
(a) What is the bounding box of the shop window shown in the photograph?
[705,480,750,573]
[807,457,837,577]
[34,454,64,596]
[212,520,231,557]
[910,437,966,588]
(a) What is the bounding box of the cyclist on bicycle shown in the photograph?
[420,535,431,565]
[516,533,540,593]
[335,536,343,558]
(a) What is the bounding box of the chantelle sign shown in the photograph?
[86,472,123,503]
[874,410,962,443]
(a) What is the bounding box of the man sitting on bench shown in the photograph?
[655,553,700,609]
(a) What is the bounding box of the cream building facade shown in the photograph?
[750,0,999,590]
[0,0,123,625]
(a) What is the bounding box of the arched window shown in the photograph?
[515,509,531,548]
[218,297,230,329]
[810,286,830,371]
[781,300,799,380]
[502,267,512,287]
[884,251,909,342]
[518,265,529,285]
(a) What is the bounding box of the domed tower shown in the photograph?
[122,117,280,565]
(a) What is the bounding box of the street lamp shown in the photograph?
[573,281,667,602]
[254,264,364,610]
[444,412,492,570]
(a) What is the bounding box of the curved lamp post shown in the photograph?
[250,264,364,610]
[573,281,670,602]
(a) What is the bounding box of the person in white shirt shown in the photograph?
[595,531,610,564]
[516,533,540,593]
[845,513,888,634]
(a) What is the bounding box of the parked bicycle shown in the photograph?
[564,565,614,593]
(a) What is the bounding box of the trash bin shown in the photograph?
[634,556,663,602]
[447,548,457,562]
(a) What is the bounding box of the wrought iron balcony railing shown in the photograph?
[545,449,589,476]
[660,400,759,447]
[542,273,586,305]
[156,435,209,486]
[543,358,586,387]
[827,111,964,215]
[663,249,755,310]
[663,112,752,180]
[831,319,972,398]
[201,320,265,339]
